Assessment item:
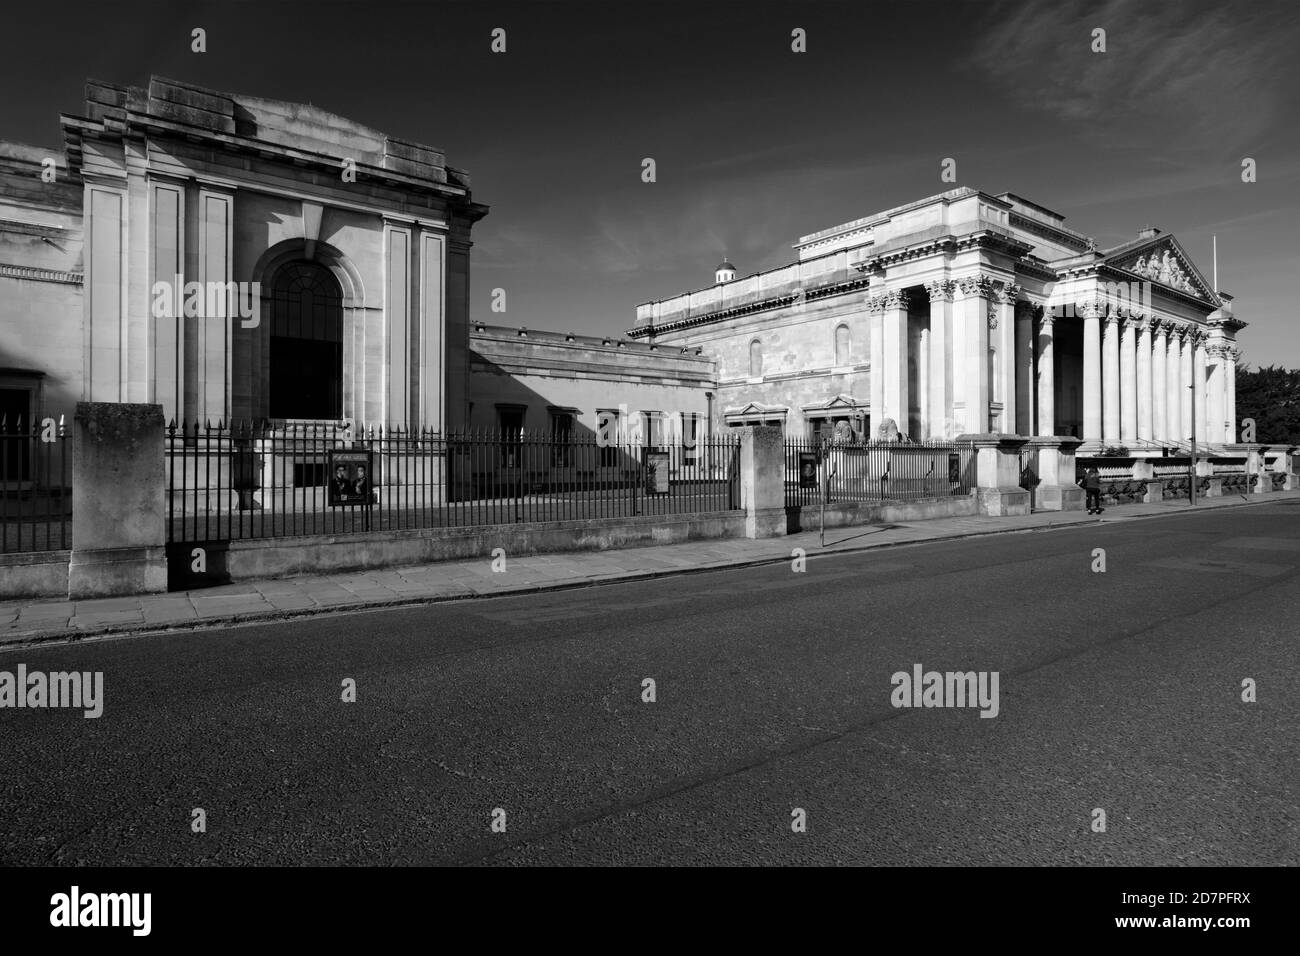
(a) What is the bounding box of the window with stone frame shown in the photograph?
[596,408,620,466]
[550,409,575,466]
[496,405,525,466]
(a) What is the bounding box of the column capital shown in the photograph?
[867,288,910,313]
[995,281,1022,304]
[1036,308,1054,332]
[956,273,999,298]
[1150,317,1170,338]
[1076,298,1106,319]
[925,279,955,302]
[1015,299,1039,319]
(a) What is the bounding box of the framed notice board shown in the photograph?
[328,448,374,507]
[644,449,670,495]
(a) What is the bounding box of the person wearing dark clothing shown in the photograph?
[330,465,351,504]
[1082,467,1103,515]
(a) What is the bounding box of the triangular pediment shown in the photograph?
[728,401,788,417]
[1102,235,1218,303]
[803,394,865,412]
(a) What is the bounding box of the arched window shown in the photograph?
[834,324,850,366]
[749,339,763,378]
[268,260,343,419]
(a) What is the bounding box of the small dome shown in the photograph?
[716,260,736,273]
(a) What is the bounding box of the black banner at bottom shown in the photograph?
[0,866,1280,942]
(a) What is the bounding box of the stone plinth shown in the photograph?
[69,402,167,598]
[1026,436,1085,512]
[739,425,786,538]
[960,433,1030,516]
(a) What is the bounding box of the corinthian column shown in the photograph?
[1015,300,1036,435]
[1193,331,1208,443]
[956,275,996,433]
[1180,329,1194,443]
[1226,346,1239,443]
[881,288,911,436]
[926,279,955,439]
[1136,317,1153,443]
[1167,326,1184,442]
[1207,344,1225,444]
[868,292,885,436]
[1082,301,1102,443]
[1151,320,1168,443]
[1036,308,1055,436]
[1102,310,1121,444]
[1120,314,1137,444]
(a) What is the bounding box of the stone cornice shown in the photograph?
[625,275,872,339]
[0,262,83,285]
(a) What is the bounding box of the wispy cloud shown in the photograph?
[965,0,1299,156]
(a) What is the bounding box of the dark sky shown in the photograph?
[3,0,1298,365]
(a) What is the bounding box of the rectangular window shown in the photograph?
[642,411,664,449]
[682,412,700,465]
[0,386,33,482]
[550,410,574,466]
[597,408,620,466]
[497,405,525,466]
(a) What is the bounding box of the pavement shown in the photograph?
[3,499,1298,867]
[3,488,1297,646]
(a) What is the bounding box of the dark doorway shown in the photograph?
[0,387,32,481]
[268,260,343,419]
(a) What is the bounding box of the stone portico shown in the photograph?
[630,188,1243,453]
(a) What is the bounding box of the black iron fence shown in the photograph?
[166,421,741,543]
[1,417,70,554]
[784,438,976,507]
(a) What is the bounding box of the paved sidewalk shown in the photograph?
[3,489,1297,646]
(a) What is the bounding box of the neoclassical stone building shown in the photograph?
[630,188,1245,451]
[0,76,485,432]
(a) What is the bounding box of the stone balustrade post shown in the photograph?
[69,402,168,598]
[1025,436,1084,511]
[739,425,787,538]
[959,433,1030,516]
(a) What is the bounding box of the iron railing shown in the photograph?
[166,421,741,543]
[1,416,70,554]
[783,438,975,507]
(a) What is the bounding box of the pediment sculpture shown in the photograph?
[1130,248,1199,295]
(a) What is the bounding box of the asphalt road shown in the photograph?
[2,502,1298,866]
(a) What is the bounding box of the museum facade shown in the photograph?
[629,188,1246,452]
[0,76,484,435]
[1,79,1247,459]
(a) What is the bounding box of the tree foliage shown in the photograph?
[1235,365,1300,444]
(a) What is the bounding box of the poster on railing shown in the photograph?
[799,452,819,489]
[644,449,670,495]
[328,448,374,506]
